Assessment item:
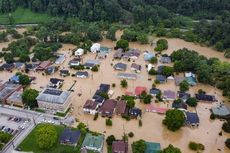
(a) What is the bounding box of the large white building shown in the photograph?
[36,88,71,113]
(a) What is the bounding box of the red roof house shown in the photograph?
[135,86,147,96]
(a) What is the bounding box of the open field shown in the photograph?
[0,8,53,24]
[0,29,230,153]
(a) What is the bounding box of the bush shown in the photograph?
[186,98,198,107]
[210,113,216,120]
[122,115,131,121]
[149,57,158,64]
[128,132,134,137]
[116,39,129,51]
[120,79,128,88]
[91,66,99,72]
[222,122,230,133]
[225,138,230,149]
[106,135,116,146]
[189,141,205,151]
[139,120,142,127]
[106,119,112,126]
[94,113,99,121]
[148,68,157,75]
[154,39,168,52]
[112,83,116,88]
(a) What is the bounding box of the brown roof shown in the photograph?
[37,61,52,70]
[112,140,128,153]
[99,99,117,116]
[115,100,127,115]
[131,63,141,71]
[83,100,98,110]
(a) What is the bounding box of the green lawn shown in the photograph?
[18,124,86,153]
[0,8,53,24]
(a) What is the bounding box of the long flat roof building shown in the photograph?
[36,88,72,113]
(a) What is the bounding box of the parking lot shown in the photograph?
[0,113,30,136]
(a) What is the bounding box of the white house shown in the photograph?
[83,100,98,115]
[75,48,84,56]
[90,43,101,53]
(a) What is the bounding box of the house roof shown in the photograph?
[112,140,128,153]
[83,100,98,110]
[178,92,191,101]
[175,77,185,86]
[160,56,171,63]
[37,61,52,70]
[157,66,164,74]
[82,133,104,149]
[185,76,196,86]
[92,93,105,104]
[85,59,100,65]
[14,62,24,69]
[123,49,141,58]
[9,75,20,83]
[0,82,22,101]
[115,100,127,115]
[156,75,166,82]
[131,63,141,71]
[76,71,89,77]
[163,90,176,99]
[113,49,124,59]
[6,90,22,103]
[144,53,155,61]
[60,69,69,74]
[36,88,71,104]
[117,73,137,80]
[149,88,161,95]
[50,78,64,84]
[99,84,110,93]
[135,86,147,96]
[99,99,117,115]
[1,63,15,70]
[55,54,65,64]
[145,104,168,114]
[114,63,127,70]
[195,94,215,102]
[172,102,187,109]
[145,142,161,153]
[185,112,199,125]
[59,129,81,145]
[129,107,142,117]
[211,104,230,116]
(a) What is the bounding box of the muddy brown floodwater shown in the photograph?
[0,29,229,153]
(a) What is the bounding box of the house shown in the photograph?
[48,78,64,89]
[99,84,110,93]
[45,66,57,75]
[144,52,155,61]
[81,133,104,153]
[113,49,124,59]
[123,49,141,59]
[9,75,20,84]
[185,112,199,127]
[172,101,187,110]
[59,129,81,146]
[178,92,191,102]
[60,69,70,77]
[163,90,176,101]
[69,57,82,67]
[129,107,142,118]
[156,75,166,83]
[195,94,216,102]
[112,140,128,153]
[145,141,161,153]
[115,100,127,116]
[25,62,40,72]
[135,86,147,96]
[117,73,137,80]
[160,56,171,64]
[211,104,230,118]
[36,61,52,71]
[99,99,117,117]
[75,71,89,78]
[149,88,161,96]
[131,63,141,73]
[100,46,112,54]
[98,52,107,59]
[185,72,196,86]
[90,43,101,53]
[36,88,71,113]
[175,77,185,86]
[114,63,127,71]
[6,90,23,107]
[157,66,164,74]
[92,84,110,105]
[55,54,65,65]
[1,63,15,71]
[83,100,98,115]
[14,62,24,70]
[145,104,168,114]
[84,60,100,69]
[74,48,84,56]
[0,82,22,103]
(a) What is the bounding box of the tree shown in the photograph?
[179,80,189,92]
[91,66,99,72]
[132,140,146,153]
[16,73,30,86]
[162,66,174,77]
[154,39,168,52]
[98,92,109,100]
[222,122,230,133]
[106,118,112,126]
[149,57,158,64]
[106,26,117,41]
[87,25,102,42]
[116,39,129,51]
[106,135,116,146]
[0,131,12,143]
[120,79,128,88]
[4,53,14,63]
[22,88,39,109]
[161,144,181,153]
[122,95,136,108]
[188,141,205,151]
[148,68,157,75]
[36,124,57,149]
[225,138,230,149]
[19,54,30,62]
[186,98,198,107]
[163,109,185,131]
[128,132,134,137]
[137,34,148,44]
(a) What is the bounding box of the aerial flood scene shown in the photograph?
[0,1,230,153]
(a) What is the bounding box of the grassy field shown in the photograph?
[0,8,53,24]
[18,124,86,153]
